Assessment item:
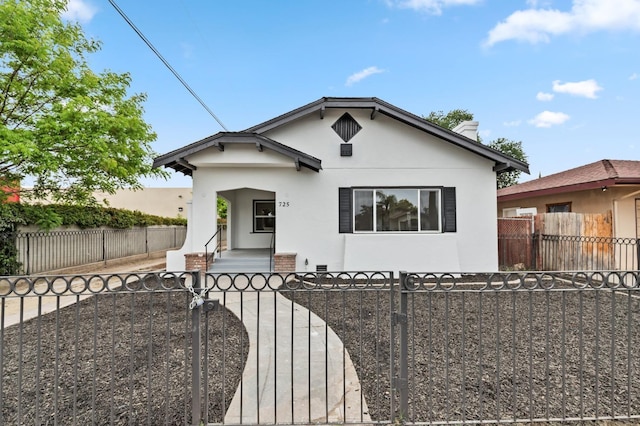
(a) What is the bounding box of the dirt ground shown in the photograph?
[1,270,248,425]
[282,277,640,425]
[4,268,640,425]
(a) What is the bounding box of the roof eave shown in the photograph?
[245,97,530,173]
[153,132,322,175]
[497,178,620,202]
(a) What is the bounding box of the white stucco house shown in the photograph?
[153,97,529,272]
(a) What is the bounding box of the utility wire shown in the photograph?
[107,0,228,131]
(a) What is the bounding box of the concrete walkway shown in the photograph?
[2,258,371,424]
[1,257,166,327]
[209,285,371,424]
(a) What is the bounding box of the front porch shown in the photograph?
[209,248,272,273]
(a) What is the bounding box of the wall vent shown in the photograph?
[340,144,352,157]
[316,265,328,272]
[332,113,361,142]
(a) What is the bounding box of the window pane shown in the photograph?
[376,189,418,231]
[255,217,275,231]
[254,200,275,232]
[255,201,275,216]
[547,203,570,213]
[420,190,440,231]
[354,190,373,231]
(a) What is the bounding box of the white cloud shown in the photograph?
[503,120,522,127]
[386,0,481,15]
[345,66,386,86]
[529,111,570,127]
[484,0,640,46]
[62,0,97,23]
[630,73,638,80]
[552,79,603,98]
[536,92,554,101]
[478,129,492,139]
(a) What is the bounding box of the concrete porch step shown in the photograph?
[208,249,273,273]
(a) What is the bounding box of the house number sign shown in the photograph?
[278,201,290,207]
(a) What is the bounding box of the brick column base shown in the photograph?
[185,252,208,271]
[274,253,296,273]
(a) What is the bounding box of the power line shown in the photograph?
[107,0,228,131]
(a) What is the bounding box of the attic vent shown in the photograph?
[316,265,328,272]
[332,113,361,142]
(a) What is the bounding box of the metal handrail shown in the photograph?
[269,224,276,271]
[204,225,223,271]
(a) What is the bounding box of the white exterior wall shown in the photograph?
[171,108,499,272]
[230,188,273,249]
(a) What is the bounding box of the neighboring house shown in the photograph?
[154,97,529,272]
[22,187,192,218]
[94,188,192,218]
[2,187,19,203]
[497,159,640,239]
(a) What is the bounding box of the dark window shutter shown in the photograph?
[442,187,456,233]
[338,188,353,233]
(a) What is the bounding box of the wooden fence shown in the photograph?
[498,212,638,271]
[497,217,533,269]
[14,226,187,274]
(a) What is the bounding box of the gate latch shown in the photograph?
[202,299,219,313]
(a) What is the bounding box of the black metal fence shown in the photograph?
[14,226,187,274]
[2,270,640,425]
[499,233,639,271]
[539,234,639,271]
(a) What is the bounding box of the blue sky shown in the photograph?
[64,0,640,187]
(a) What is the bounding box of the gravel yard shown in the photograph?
[282,277,640,424]
[3,271,639,425]
[1,279,248,425]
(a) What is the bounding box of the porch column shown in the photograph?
[191,180,218,251]
[185,252,208,271]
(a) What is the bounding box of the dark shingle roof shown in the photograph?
[154,97,530,176]
[497,159,640,201]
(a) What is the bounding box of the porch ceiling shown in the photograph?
[153,132,322,176]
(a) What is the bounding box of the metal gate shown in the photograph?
[396,270,640,424]
[196,271,396,424]
[3,270,640,425]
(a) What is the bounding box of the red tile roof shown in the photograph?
[498,159,640,201]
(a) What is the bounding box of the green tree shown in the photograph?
[217,196,228,221]
[0,0,166,205]
[424,109,474,131]
[424,109,527,189]
[488,137,528,189]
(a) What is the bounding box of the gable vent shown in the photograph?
[331,113,361,142]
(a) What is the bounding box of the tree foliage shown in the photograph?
[9,203,187,230]
[217,196,228,220]
[0,0,166,204]
[424,109,527,189]
[488,137,527,189]
[424,109,474,131]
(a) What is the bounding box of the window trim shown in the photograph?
[253,199,275,233]
[352,187,443,234]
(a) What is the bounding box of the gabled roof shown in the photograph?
[497,159,640,202]
[153,132,322,175]
[154,97,530,176]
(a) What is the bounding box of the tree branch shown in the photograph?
[0,62,24,119]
